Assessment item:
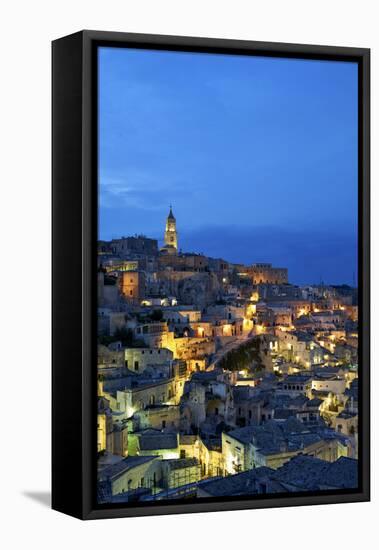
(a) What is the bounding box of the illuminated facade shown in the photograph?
[162,206,178,254]
[245,263,288,285]
[118,271,146,304]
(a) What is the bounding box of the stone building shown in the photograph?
[244,263,288,285]
[110,235,158,258]
[115,378,177,418]
[97,396,128,456]
[118,271,146,304]
[124,347,173,374]
[98,455,162,496]
[134,321,175,350]
[222,418,342,474]
[133,404,181,431]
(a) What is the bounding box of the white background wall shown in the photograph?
[1,1,377,548]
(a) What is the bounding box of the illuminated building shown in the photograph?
[118,271,146,304]
[124,347,173,373]
[161,205,178,254]
[244,263,288,285]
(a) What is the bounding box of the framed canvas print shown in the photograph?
[52,30,370,520]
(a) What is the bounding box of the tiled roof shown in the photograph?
[199,467,275,497]
[273,455,358,490]
[139,433,178,451]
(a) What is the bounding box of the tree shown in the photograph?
[219,339,263,372]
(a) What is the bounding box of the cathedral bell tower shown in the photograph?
[163,205,178,254]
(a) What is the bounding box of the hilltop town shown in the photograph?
[97,207,359,503]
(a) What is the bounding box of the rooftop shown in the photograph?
[98,455,157,482]
[272,455,358,490]
[199,467,275,497]
[139,432,178,451]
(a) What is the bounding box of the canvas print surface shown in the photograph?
[97,47,359,505]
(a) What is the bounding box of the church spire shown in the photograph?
[168,205,175,220]
[163,205,178,253]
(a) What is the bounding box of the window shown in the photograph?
[180,449,186,459]
[134,361,139,371]
[162,420,166,429]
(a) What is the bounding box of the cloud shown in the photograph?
[99,170,198,212]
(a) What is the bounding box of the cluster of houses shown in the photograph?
[97,210,359,503]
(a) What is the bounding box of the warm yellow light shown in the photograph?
[223,324,233,336]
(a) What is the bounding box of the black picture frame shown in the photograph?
[52,30,370,520]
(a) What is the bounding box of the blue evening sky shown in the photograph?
[98,47,358,286]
